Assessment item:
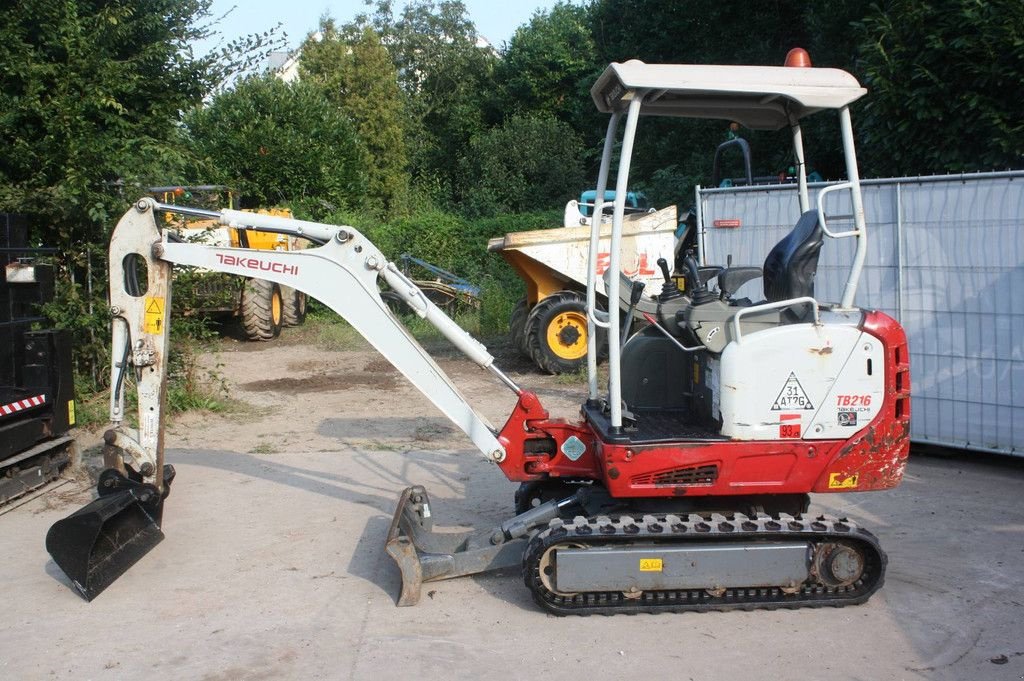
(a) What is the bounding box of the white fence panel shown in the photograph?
[698,172,1024,456]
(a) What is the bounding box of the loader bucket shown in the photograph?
[45,466,173,601]
[385,485,527,606]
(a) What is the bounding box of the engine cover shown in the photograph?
[718,319,885,441]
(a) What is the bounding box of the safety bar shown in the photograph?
[730,297,819,343]
[816,183,864,239]
[640,313,706,353]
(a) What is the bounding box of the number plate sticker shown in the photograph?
[779,413,802,438]
[639,558,663,572]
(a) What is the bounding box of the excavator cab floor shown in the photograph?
[582,402,728,445]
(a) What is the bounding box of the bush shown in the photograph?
[185,75,367,217]
[458,113,585,218]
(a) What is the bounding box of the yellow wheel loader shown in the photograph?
[151,186,307,339]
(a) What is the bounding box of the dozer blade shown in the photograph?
[385,485,527,606]
[45,466,173,601]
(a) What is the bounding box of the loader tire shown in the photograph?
[525,291,606,374]
[281,286,307,326]
[509,297,530,357]
[241,278,283,341]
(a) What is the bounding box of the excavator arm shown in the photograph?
[111,198,513,480]
[46,198,538,600]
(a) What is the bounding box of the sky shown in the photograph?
[195,0,580,56]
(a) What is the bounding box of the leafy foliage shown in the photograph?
[353,1,499,203]
[458,114,586,217]
[300,21,410,216]
[498,3,598,127]
[854,0,1024,175]
[185,75,367,216]
[0,0,218,383]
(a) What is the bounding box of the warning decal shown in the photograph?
[828,473,859,489]
[771,372,815,411]
[143,296,165,334]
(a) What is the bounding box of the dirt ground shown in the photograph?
[2,329,1024,681]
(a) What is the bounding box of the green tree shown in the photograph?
[498,3,598,128]
[356,1,498,203]
[854,0,1024,175]
[185,75,367,215]
[0,0,243,383]
[300,21,410,216]
[458,113,585,217]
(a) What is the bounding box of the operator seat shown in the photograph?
[762,210,824,303]
[681,211,824,351]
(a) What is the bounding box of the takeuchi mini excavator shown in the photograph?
[46,53,910,615]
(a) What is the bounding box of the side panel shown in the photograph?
[719,324,885,441]
[591,311,909,498]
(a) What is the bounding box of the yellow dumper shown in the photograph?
[488,205,678,373]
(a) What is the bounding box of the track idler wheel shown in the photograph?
[45,464,175,600]
[813,542,866,588]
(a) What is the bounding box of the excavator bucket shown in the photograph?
[45,466,174,601]
[385,485,527,606]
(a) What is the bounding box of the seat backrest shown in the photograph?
[762,210,824,302]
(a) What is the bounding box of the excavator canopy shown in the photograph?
[590,60,866,129]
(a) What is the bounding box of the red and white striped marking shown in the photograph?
[0,394,47,417]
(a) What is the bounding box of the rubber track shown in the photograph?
[523,512,886,616]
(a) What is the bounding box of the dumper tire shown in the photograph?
[509,297,530,357]
[281,286,307,326]
[241,278,283,341]
[525,291,606,374]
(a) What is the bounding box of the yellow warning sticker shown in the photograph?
[67,400,76,426]
[143,296,165,334]
[639,558,663,572]
[828,473,859,489]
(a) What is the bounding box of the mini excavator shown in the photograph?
[46,54,910,615]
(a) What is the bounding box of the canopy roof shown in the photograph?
[591,61,866,130]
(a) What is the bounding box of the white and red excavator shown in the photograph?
[46,53,910,615]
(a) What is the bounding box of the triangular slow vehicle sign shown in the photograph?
[771,372,815,410]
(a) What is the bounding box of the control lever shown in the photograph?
[621,280,645,348]
[683,250,717,305]
[657,257,683,301]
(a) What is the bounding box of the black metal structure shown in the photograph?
[0,213,76,504]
